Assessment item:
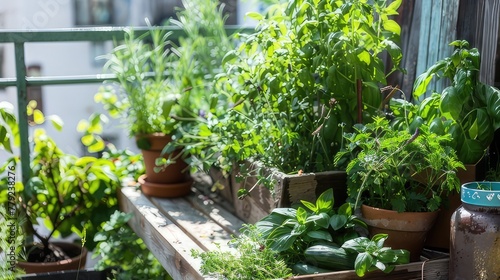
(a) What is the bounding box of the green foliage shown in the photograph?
[195,190,411,278]
[192,224,293,280]
[335,116,464,212]
[96,25,185,136]
[158,0,242,175]
[0,104,142,255]
[77,113,109,154]
[178,0,404,183]
[405,40,500,164]
[93,211,171,280]
[19,128,121,251]
[303,244,357,271]
[0,102,19,154]
[254,189,367,264]
[0,102,164,278]
[342,234,409,277]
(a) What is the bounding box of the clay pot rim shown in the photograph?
[361,204,439,232]
[139,174,192,187]
[360,204,440,215]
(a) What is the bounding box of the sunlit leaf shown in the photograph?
[33,109,45,124]
[48,115,64,131]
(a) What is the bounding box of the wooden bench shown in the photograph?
[118,173,244,280]
[118,173,450,280]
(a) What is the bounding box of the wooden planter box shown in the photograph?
[289,257,449,280]
[210,161,348,224]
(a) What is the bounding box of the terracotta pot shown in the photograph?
[17,242,87,274]
[424,163,477,251]
[361,204,438,262]
[136,133,189,184]
[138,174,193,198]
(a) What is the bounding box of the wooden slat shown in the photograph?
[479,0,500,85]
[457,0,500,85]
[416,0,459,99]
[289,258,449,280]
[118,187,205,280]
[187,187,245,236]
[150,194,235,252]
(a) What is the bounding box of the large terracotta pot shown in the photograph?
[17,242,87,274]
[135,133,192,198]
[361,205,438,262]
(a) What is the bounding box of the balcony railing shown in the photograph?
[0,26,247,186]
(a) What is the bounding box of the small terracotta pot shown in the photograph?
[136,133,189,184]
[361,204,438,262]
[17,242,87,274]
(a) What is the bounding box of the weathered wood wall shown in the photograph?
[390,0,499,100]
[457,0,500,86]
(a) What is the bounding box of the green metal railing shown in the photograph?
[0,26,246,186]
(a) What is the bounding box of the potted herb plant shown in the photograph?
[95,23,195,198]
[390,40,500,250]
[0,105,122,274]
[176,0,405,222]
[404,40,500,166]
[334,116,464,261]
[96,0,237,198]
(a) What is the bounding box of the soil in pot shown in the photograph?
[361,204,439,262]
[17,242,87,274]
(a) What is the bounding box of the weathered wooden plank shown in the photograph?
[289,258,448,280]
[390,0,421,100]
[230,163,278,224]
[457,0,500,85]
[479,0,500,85]
[150,194,236,252]
[118,187,205,280]
[416,0,434,80]
[188,186,245,236]
[439,0,459,68]
[416,0,460,99]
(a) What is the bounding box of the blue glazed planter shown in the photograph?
[461,181,500,207]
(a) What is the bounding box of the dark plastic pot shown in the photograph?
[20,268,115,280]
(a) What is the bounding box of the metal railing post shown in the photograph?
[14,42,31,186]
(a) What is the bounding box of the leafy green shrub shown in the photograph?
[177,0,404,185]
[93,211,171,280]
[335,116,464,212]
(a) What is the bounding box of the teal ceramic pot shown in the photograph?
[450,182,500,280]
